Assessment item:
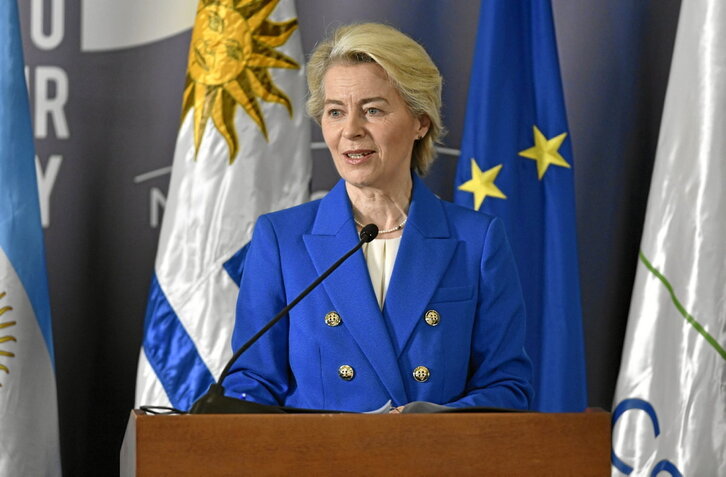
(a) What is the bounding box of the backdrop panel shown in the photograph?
[17,0,680,474]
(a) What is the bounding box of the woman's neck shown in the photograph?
[346,177,412,239]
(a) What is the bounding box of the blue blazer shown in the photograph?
[225,175,533,412]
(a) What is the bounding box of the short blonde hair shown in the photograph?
[307,23,444,175]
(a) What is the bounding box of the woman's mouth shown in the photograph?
[343,150,374,164]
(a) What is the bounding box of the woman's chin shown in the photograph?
[343,176,374,189]
[339,168,376,187]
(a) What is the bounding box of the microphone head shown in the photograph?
[359,224,379,243]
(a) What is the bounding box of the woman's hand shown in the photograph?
[389,405,405,414]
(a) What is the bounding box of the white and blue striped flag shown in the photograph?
[135,0,311,410]
[0,1,62,474]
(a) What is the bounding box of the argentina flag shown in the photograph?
[135,0,311,411]
[0,0,62,474]
[454,0,588,412]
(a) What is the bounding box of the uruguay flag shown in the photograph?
[454,0,587,412]
[135,0,311,411]
[0,1,62,474]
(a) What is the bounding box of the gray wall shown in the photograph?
[18,0,681,474]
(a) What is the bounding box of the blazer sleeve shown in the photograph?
[222,215,291,405]
[444,217,534,410]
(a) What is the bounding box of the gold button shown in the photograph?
[338,365,355,381]
[424,310,440,326]
[412,366,430,382]
[325,311,342,327]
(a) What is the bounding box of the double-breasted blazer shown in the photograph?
[225,175,533,412]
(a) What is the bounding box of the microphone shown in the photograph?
[189,223,378,414]
[358,223,378,243]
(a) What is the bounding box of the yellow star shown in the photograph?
[457,159,507,211]
[518,125,570,180]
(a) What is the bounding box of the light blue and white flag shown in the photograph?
[135,0,311,410]
[611,1,726,475]
[0,1,62,475]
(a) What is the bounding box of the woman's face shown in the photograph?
[321,62,429,192]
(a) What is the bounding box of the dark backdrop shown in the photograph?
[18,0,681,474]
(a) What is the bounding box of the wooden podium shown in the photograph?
[120,410,610,476]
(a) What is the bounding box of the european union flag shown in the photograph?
[454,0,587,412]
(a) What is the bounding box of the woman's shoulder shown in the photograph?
[254,198,323,236]
[439,198,500,230]
[413,175,500,232]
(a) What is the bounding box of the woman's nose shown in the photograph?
[342,114,364,139]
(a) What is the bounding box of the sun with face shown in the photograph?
[0,291,16,387]
[183,0,300,163]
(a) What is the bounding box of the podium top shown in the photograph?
[122,410,610,476]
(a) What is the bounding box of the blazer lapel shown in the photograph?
[384,176,458,357]
[303,180,408,405]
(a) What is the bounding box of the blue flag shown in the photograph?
[0,0,61,473]
[454,0,587,412]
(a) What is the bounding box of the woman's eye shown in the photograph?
[327,109,342,118]
[366,107,381,115]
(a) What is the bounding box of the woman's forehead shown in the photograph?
[322,63,399,102]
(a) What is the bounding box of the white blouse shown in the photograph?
[362,237,402,309]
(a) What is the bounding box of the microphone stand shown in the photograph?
[188,224,379,414]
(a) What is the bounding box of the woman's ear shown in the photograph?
[416,115,431,139]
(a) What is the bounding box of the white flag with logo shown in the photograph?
[135,0,311,410]
[0,1,62,474]
[611,1,726,475]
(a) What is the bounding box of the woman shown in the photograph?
[225,23,533,412]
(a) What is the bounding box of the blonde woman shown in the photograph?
[225,23,533,412]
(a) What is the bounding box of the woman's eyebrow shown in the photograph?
[323,97,390,106]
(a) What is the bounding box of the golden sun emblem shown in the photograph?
[183,0,300,163]
[0,291,17,387]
